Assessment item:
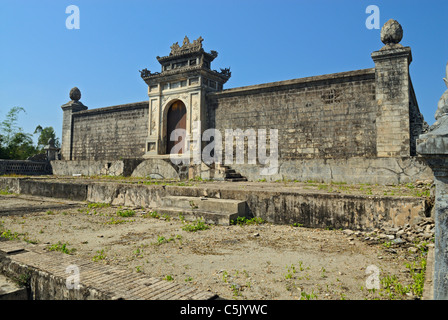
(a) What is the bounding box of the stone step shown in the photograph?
[225,172,242,178]
[0,273,28,300]
[158,196,247,225]
[155,207,241,225]
[224,177,248,182]
[160,196,246,215]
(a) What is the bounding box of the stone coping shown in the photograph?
[208,68,375,97]
[73,101,148,117]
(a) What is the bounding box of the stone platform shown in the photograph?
[0,241,217,300]
[0,176,433,230]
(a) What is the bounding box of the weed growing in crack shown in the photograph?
[182,219,209,232]
[92,249,106,262]
[0,229,20,241]
[47,241,76,255]
[300,290,318,300]
[87,202,110,209]
[143,211,160,219]
[116,209,135,217]
[152,234,182,246]
[231,216,265,226]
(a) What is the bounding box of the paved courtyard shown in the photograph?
[0,193,431,300]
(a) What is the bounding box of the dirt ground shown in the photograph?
[0,193,427,300]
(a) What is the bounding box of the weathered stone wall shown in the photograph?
[0,177,431,230]
[70,101,149,161]
[230,156,433,185]
[50,159,143,177]
[207,69,378,160]
[409,83,427,156]
[372,47,413,157]
[62,41,430,184]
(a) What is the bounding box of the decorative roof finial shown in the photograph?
[183,36,190,46]
[381,19,403,47]
[169,36,204,55]
[69,87,81,101]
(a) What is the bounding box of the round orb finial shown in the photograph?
[69,87,81,101]
[381,19,403,45]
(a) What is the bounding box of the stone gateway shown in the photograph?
[56,21,433,184]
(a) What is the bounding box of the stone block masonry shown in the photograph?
[58,19,430,185]
[372,47,413,157]
[50,159,144,177]
[69,101,149,161]
[207,69,378,160]
[230,156,433,185]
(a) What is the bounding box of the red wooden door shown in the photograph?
[166,101,187,154]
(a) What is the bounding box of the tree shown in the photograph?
[0,134,6,159]
[6,132,37,160]
[1,106,26,147]
[0,107,37,160]
[34,125,60,150]
[0,107,61,160]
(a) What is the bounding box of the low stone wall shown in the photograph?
[0,178,87,201]
[50,156,434,186]
[51,159,192,180]
[0,160,51,176]
[0,177,432,230]
[50,159,143,177]
[19,180,88,201]
[157,185,430,230]
[231,156,433,185]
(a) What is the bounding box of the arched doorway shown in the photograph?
[166,100,187,154]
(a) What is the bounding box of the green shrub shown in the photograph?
[116,209,135,217]
[231,216,265,226]
[47,241,76,254]
[182,219,209,232]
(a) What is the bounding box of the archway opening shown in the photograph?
[166,100,187,154]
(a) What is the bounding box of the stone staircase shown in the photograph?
[216,165,248,182]
[156,195,247,225]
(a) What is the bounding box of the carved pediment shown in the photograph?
[170,36,204,55]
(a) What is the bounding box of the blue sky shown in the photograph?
[1,0,447,143]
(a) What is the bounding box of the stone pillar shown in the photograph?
[417,61,448,299]
[372,19,412,157]
[60,87,87,160]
